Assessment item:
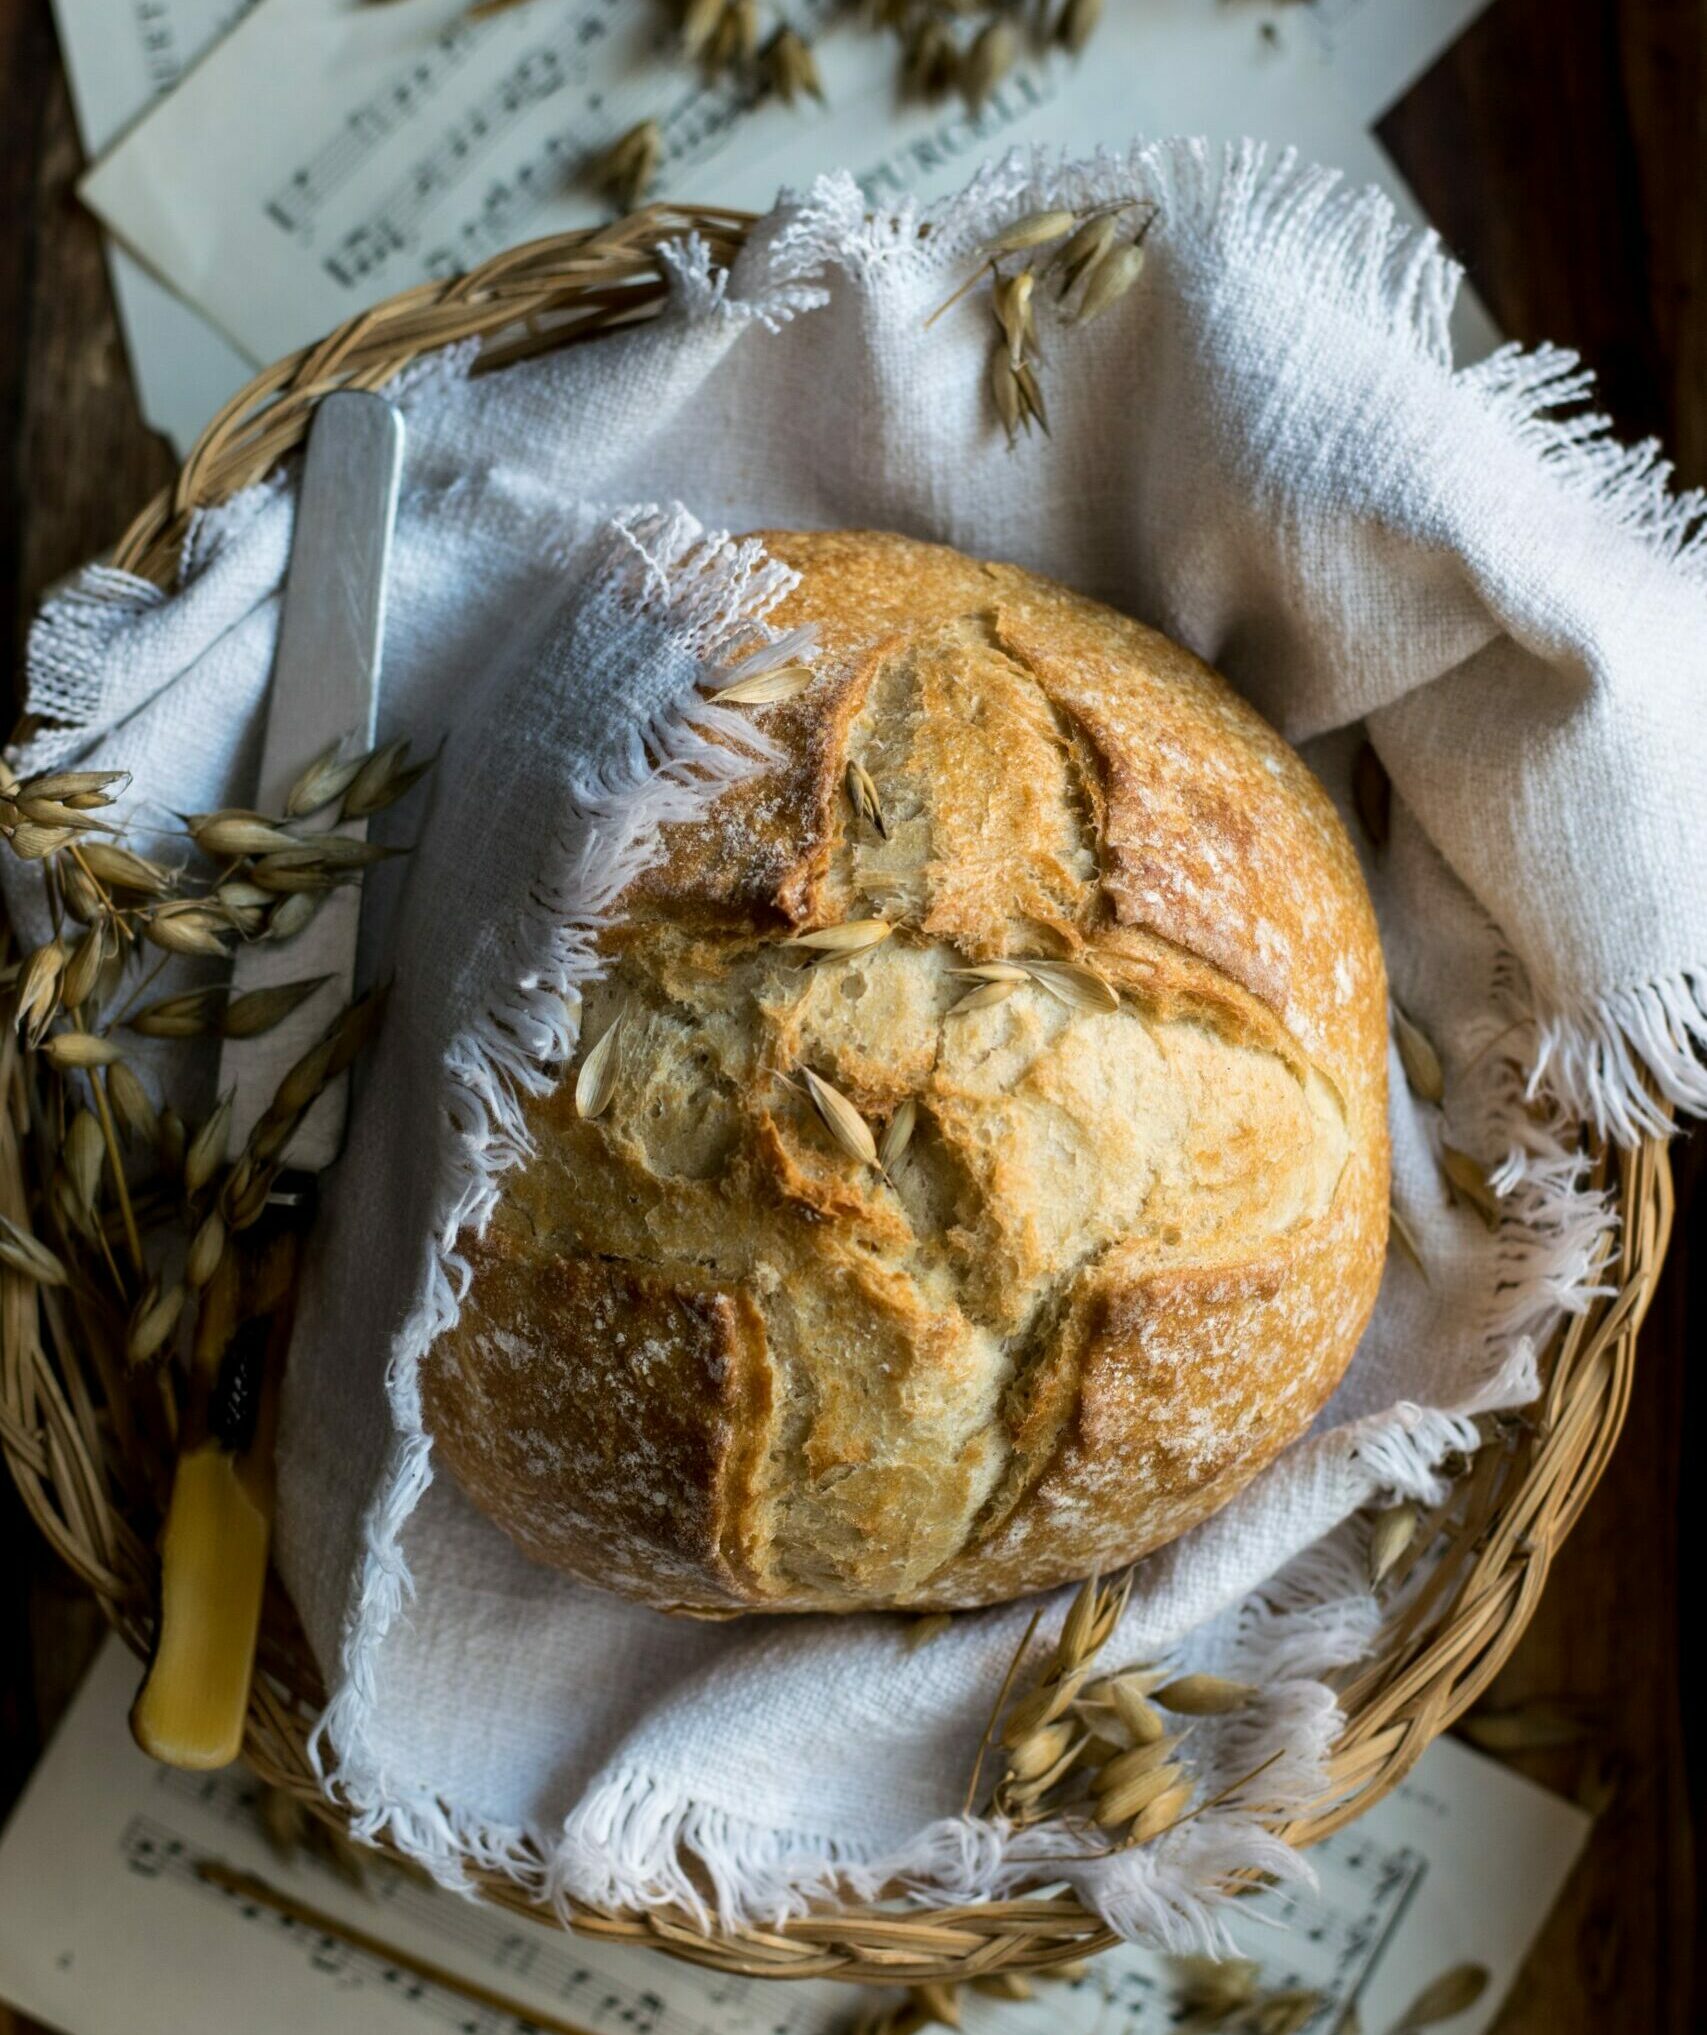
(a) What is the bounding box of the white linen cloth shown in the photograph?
[10,141,1704,1948]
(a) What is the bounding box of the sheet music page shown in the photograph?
[49,0,260,451]
[1293,0,1493,120]
[53,0,248,138]
[0,1638,1588,2035]
[79,0,1497,373]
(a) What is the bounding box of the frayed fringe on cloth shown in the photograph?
[1529,970,1707,1142]
[304,539,1614,1950]
[20,138,1682,1949]
[289,143,1627,1948]
[764,141,1707,1143]
[16,343,482,778]
[308,504,803,1893]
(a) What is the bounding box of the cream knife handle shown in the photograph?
[131,1293,288,1770]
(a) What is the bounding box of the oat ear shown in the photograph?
[1020,957,1120,1013]
[948,979,1019,1016]
[574,1006,628,1121]
[800,1067,879,1168]
[1392,1002,1445,1102]
[878,1098,918,1175]
[782,919,892,958]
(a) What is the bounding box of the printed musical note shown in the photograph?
[118,1776,843,2035]
[119,1817,187,1878]
[126,1749,1434,2035]
[317,0,823,293]
[123,0,253,97]
[6,1641,1587,2035]
[263,20,483,235]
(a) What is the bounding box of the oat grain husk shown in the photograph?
[949,978,1019,1015]
[1393,1004,1445,1103]
[783,919,892,958]
[574,1009,626,1121]
[800,1066,878,1168]
[1440,1144,1500,1229]
[715,661,816,706]
[0,1213,68,1285]
[1154,1672,1254,1715]
[42,1032,122,1070]
[1389,1964,1489,2032]
[1368,1502,1420,1586]
[1389,1199,1427,1278]
[878,1097,918,1175]
[1022,957,1119,1012]
[845,758,889,838]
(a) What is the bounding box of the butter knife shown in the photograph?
[131,391,405,1769]
[225,389,406,1165]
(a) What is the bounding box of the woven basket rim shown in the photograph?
[1,206,1676,1986]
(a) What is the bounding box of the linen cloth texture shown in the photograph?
[11,140,1702,1947]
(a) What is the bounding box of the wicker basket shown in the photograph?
[0,206,1676,1988]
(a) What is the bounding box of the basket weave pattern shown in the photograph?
[0,209,1675,1985]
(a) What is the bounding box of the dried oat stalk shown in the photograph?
[925,195,1159,448]
[971,1571,1130,1825]
[3,739,434,1418]
[968,1569,1276,1859]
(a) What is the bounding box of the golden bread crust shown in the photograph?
[420,530,1389,1611]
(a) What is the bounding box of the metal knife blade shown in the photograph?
[219,390,405,1171]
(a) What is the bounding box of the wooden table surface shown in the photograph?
[0,1,1701,2029]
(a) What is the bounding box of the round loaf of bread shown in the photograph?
[422,530,1389,1614]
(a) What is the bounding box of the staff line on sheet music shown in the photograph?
[319,25,601,287]
[151,1775,594,1990]
[260,0,848,292]
[128,1795,800,2035]
[264,19,485,234]
[197,1860,605,2035]
[144,1763,1422,2030]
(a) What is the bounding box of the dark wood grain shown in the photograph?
[0,2,1701,2031]
[1,15,174,2035]
[1379,7,1704,2027]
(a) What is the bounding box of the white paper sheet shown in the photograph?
[50,0,260,452]
[78,0,1497,382]
[0,1638,1589,2035]
[1290,0,1493,120]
